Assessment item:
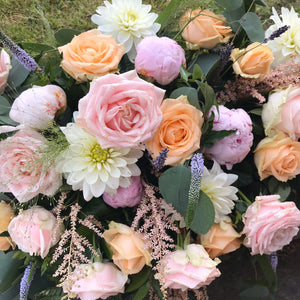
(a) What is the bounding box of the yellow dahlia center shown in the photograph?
[90,144,109,163]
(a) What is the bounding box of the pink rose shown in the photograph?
[76,70,164,148]
[103,176,144,208]
[243,195,300,255]
[203,105,253,169]
[0,49,11,93]
[10,85,67,130]
[8,206,62,258]
[160,244,221,291]
[0,129,62,202]
[70,262,128,300]
[262,86,300,140]
[135,36,186,85]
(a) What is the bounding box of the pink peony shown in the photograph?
[0,49,11,93]
[243,195,300,255]
[135,36,186,85]
[203,105,253,169]
[10,85,67,130]
[103,176,144,208]
[160,244,221,291]
[70,262,128,300]
[8,206,62,258]
[0,129,62,202]
[76,70,165,149]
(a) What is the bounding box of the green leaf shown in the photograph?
[199,82,217,115]
[169,87,200,110]
[155,0,181,30]
[223,4,245,32]
[0,115,18,126]
[54,28,81,46]
[179,65,191,82]
[133,282,150,300]
[192,64,204,81]
[191,54,220,78]
[256,255,277,291]
[7,57,30,88]
[21,43,55,53]
[214,0,243,10]
[126,268,151,293]
[34,287,64,300]
[190,190,215,235]
[0,96,11,115]
[0,231,9,237]
[159,165,191,217]
[248,108,262,116]
[254,0,267,6]
[239,284,270,299]
[241,12,265,42]
[201,129,236,148]
[267,178,291,202]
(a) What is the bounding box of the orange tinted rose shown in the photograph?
[231,43,274,78]
[58,29,125,82]
[180,8,233,49]
[146,96,203,166]
[0,201,15,251]
[254,132,300,182]
[199,222,242,259]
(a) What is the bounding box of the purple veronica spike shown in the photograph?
[264,25,290,43]
[20,263,36,300]
[189,153,204,199]
[152,147,169,171]
[0,31,38,71]
[270,251,278,272]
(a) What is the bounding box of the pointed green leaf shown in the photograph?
[199,82,217,115]
[201,129,237,148]
[133,282,150,300]
[126,268,151,293]
[179,65,191,82]
[54,28,81,46]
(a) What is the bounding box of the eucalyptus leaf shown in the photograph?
[191,54,220,78]
[239,284,270,298]
[240,12,265,42]
[169,87,200,109]
[214,0,243,10]
[267,178,291,201]
[54,28,81,46]
[0,96,11,115]
[223,3,245,32]
[7,57,30,89]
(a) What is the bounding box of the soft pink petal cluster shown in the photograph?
[135,36,186,85]
[70,262,128,300]
[103,176,144,208]
[0,49,11,93]
[76,70,165,148]
[243,195,300,255]
[160,244,221,291]
[0,129,62,202]
[8,206,62,258]
[10,85,67,130]
[204,105,253,169]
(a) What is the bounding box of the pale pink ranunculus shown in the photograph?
[135,36,186,85]
[102,176,144,208]
[10,85,67,130]
[262,86,300,140]
[0,49,11,93]
[7,206,62,258]
[160,244,221,291]
[70,262,128,300]
[0,129,62,202]
[203,105,253,170]
[243,195,300,255]
[76,70,165,149]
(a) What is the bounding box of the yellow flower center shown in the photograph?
[90,144,109,163]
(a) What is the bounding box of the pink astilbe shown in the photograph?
[217,59,300,103]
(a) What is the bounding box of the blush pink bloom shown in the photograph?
[70,262,128,300]
[7,206,62,258]
[0,129,62,202]
[203,105,253,170]
[103,176,144,208]
[0,49,11,93]
[160,244,221,291]
[76,70,165,149]
[10,85,67,130]
[243,195,300,255]
[135,36,186,85]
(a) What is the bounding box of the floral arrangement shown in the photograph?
[0,0,300,299]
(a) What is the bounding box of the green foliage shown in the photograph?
[133,282,151,300]
[54,28,81,46]
[155,0,181,30]
[241,12,265,42]
[126,268,151,293]
[169,86,200,109]
[214,0,243,11]
[267,178,291,201]
[7,57,30,89]
[201,129,237,148]
[0,95,18,126]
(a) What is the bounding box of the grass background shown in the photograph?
[0,0,299,45]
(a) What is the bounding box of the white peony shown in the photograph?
[91,0,160,62]
[200,161,238,223]
[56,123,142,201]
[265,7,300,66]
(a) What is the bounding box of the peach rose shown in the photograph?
[0,49,11,93]
[147,96,203,166]
[103,222,152,274]
[254,132,300,182]
[180,8,233,50]
[58,29,125,82]
[231,42,274,78]
[0,201,15,251]
[243,195,300,255]
[199,221,242,259]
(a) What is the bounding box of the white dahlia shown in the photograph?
[91,0,161,62]
[200,161,238,223]
[265,7,300,66]
[56,123,142,201]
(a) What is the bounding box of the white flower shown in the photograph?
[56,123,142,201]
[91,0,161,62]
[200,161,238,223]
[265,7,300,66]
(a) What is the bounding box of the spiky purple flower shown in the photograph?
[152,147,169,171]
[269,251,278,272]
[0,31,38,71]
[20,263,36,300]
[264,25,290,43]
[189,153,204,199]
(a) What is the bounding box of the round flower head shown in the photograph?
[135,36,186,85]
[91,0,161,62]
[56,123,142,201]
